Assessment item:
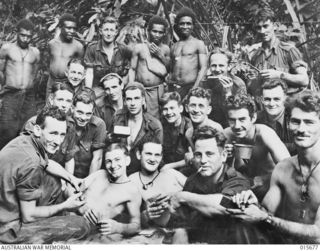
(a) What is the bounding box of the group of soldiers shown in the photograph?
[0,4,319,245]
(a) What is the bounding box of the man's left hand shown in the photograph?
[149,42,161,58]
[226,204,268,223]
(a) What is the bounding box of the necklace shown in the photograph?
[18,47,29,62]
[297,156,320,218]
[139,171,160,190]
[108,177,131,184]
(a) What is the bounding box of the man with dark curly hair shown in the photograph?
[129,15,170,119]
[169,7,207,97]
[224,93,290,201]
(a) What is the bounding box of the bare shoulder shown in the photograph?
[273,156,296,182]
[0,43,12,53]
[129,172,139,185]
[127,180,142,199]
[30,46,40,57]
[256,124,277,138]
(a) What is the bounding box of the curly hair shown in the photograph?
[148,15,168,31]
[209,48,234,65]
[224,94,257,118]
[193,125,226,149]
[261,78,287,94]
[159,91,182,107]
[59,13,77,27]
[288,90,320,118]
[16,19,35,32]
[175,7,196,25]
[253,6,275,23]
[185,87,212,106]
[35,106,66,129]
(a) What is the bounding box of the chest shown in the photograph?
[8,48,37,64]
[173,42,198,58]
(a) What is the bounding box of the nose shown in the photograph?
[297,122,307,132]
[200,154,208,165]
[234,119,241,129]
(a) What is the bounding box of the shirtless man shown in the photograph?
[0,19,40,149]
[170,7,207,97]
[229,91,320,243]
[129,136,186,227]
[78,143,141,236]
[129,15,170,119]
[224,93,290,201]
[46,13,84,98]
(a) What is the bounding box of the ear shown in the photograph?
[48,94,54,106]
[179,104,183,113]
[64,70,69,78]
[185,104,189,113]
[136,150,141,161]
[251,112,257,124]
[221,147,228,163]
[125,155,131,167]
[33,124,42,138]
[206,105,212,115]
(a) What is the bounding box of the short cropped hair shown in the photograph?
[35,106,66,129]
[100,16,119,29]
[225,94,257,118]
[16,19,35,32]
[67,58,84,68]
[261,79,287,94]
[253,7,275,23]
[105,142,129,157]
[124,82,145,98]
[159,91,182,107]
[100,73,123,86]
[73,88,96,106]
[209,48,234,65]
[185,87,211,106]
[175,7,196,25]
[148,15,168,31]
[136,133,162,153]
[288,90,320,118]
[193,125,226,149]
[59,13,77,26]
[52,82,74,96]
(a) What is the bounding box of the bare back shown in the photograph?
[0,43,40,89]
[171,37,207,85]
[48,38,84,79]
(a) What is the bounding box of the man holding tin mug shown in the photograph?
[224,93,289,201]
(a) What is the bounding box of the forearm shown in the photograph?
[177,191,225,217]
[89,154,102,174]
[269,216,320,242]
[22,202,66,223]
[164,160,186,170]
[193,67,207,88]
[46,159,71,182]
[128,68,136,83]
[280,72,308,87]
[116,221,140,235]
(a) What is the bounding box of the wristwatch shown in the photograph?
[264,213,273,224]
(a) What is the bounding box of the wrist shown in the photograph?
[280,72,286,80]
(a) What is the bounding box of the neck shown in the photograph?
[16,42,29,50]
[102,40,115,49]
[262,35,276,49]
[129,111,143,121]
[108,174,129,184]
[298,141,320,167]
[210,165,225,184]
[174,116,182,127]
[112,98,123,109]
[266,108,284,121]
[60,35,72,43]
[141,169,159,179]
[193,117,207,129]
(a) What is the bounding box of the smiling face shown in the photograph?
[194,138,227,177]
[100,22,117,44]
[162,100,183,125]
[137,142,163,174]
[34,116,67,154]
[227,108,256,139]
[105,148,129,181]
[186,96,212,125]
[103,77,123,102]
[177,16,193,39]
[255,19,275,43]
[209,53,229,77]
[65,62,85,87]
[289,108,320,149]
[262,85,286,117]
[72,101,94,128]
[125,89,145,116]
[60,21,76,42]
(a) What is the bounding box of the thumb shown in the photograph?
[188,146,193,153]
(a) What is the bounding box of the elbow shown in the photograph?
[21,214,36,224]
